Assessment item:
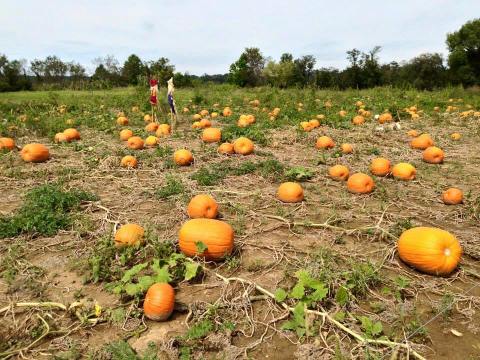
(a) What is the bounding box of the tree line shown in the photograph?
[0,18,478,92]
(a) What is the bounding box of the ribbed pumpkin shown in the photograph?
[156,124,171,137]
[0,137,15,151]
[328,165,349,181]
[233,137,254,155]
[392,163,416,180]
[145,136,158,147]
[127,136,144,150]
[174,149,193,166]
[378,112,393,124]
[277,182,304,203]
[120,129,134,141]
[187,194,219,219]
[442,188,463,205]
[54,133,69,143]
[143,283,175,321]
[117,116,129,126]
[315,136,335,149]
[352,115,365,125]
[397,227,462,276]
[423,146,444,164]
[63,128,81,141]
[20,143,50,163]
[347,173,375,194]
[178,219,234,260]
[218,142,234,155]
[202,128,222,143]
[145,122,159,133]
[114,223,145,248]
[370,158,391,177]
[121,155,138,168]
[341,143,353,154]
[410,134,434,150]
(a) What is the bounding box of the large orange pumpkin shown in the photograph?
[347,173,375,194]
[233,137,254,155]
[120,129,134,141]
[370,158,391,177]
[187,194,219,219]
[277,182,304,203]
[121,155,138,168]
[174,149,194,166]
[315,136,335,149]
[423,146,444,164]
[63,128,81,141]
[20,143,50,163]
[127,136,144,150]
[218,142,234,155]
[143,283,175,321]
[442,188,463,205]
[178,219,234,260]
[392,163,416,180]
[156,124,171,137]
[202,128,222,143]
[0,137,15,151]
[145,122,159,133]
[410,134,434,150]
[114,223,145,248]
[199,119,212,128]
[328,165,349,181]
[397,227,462,275]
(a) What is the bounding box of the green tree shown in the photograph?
[146,57,175,84]
[263,60,295,88]
[229,47,265,87]
[122,54,145,85]
[401,53,446,90]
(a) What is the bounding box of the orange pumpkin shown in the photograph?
[223,107,232,117]
[0,137,15,151]
[442,188,463,205]
[187,194,219,219]
[54,133,68,143]
[300,121,314,132]
[370,158,391,177]
[315,136,335,149]
[347,173,375,194]
[114,223,145,248]
[378,112,393,124]
[233,137,254,155]
[352,115,365,125]
[145,122,159,133]
[277,182,304,203]
[200,109,209,117]
[120,129,134,141]
[423,146,444,164]
[156,124,171,137]
[199,119,212,128]
[211,112,219,119]
[144,114,152,123]
[316,114,325,120]
[328,165,349,181]
[145,136,158,147]
[117,116,129,126]
[143,283,175,321]
[192,114,202,121]
[338,110,347,117]
[410,134,434,150]
[192,121,201,129]
[20,143,50,163]
[450,133,461,140]
[178,219,234,260]
[392,163,416,180]
[341,143,353,154]
[218,142,235,155]
[63,128,81,141]
[397,227,462,275]
[121,155,138,168]
[127,136,144,150]
[407,130,419,138]
[309,119,320,128]
[174,149,193,166]
[202,128,222,143]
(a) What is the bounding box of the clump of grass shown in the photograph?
[221,124,268,145]
[156,175,185,199]
[0,184,97,238]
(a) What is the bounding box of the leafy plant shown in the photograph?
[156,175,185,199]
[284,166,314,182]
[359,316,383,339]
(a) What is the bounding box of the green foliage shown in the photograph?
[0,184,96,238]
[284,166,314,182]
[155,175,185,199]
[90,340,159,360]
[359,316,383,339]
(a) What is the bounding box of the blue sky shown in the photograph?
[1,0,479,75]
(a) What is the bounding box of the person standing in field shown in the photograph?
[167,77,177,131]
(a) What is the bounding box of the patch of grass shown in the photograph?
[0,184,97,238]
[155,175,185,199]
[221,123,268,145]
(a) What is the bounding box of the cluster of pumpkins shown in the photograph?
[114,193,233,321]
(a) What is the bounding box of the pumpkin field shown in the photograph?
[1,85,480,359]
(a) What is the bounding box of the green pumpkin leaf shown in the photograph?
[125,283,141,296]
[274,288,287,302]
[121,262,148,283]
[335,286,349,306]
[184,262,200,281]
[153,265,171,283]
[138,276,155,291]
[195,241,208,254]
[290,284,305,299]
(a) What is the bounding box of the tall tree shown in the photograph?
[146,57,175,84]
[229,47,265,87]
[122,54,144,85]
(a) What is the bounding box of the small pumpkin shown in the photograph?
[187,194,219,219]
[315,136,335,149]
[397,227,462,275]
[192,121,201,129]
[347,173,375,194]
[63,128,81,141]
[54,132,69,143]
[174,149,194,166]
[202,128,222,143]
[309,119,320,128]
[378,112,393,124]
[20,143,50,163]
[218,142,234,155]
[338,110,347,117]
[407,130,419,138]
[392,163,416,180]
[120,129,134,141]
[233,137,254,155]
[117,116,129,126]
[192,114,202,121]
[114,223,145,248]
[211,112,219,119]
[156,124,171,137]
[442,188,463,205]
[277,182,304,203]
[450,133,461,140]
[199,118,212,128]
[127,136,144,150]
[223,107,232,117]
[370,158,391,177]
[178,218,234,260]
[341,143,353,154]
[328,165,349,181]
[200,109,209,117]
[143,283,175,321]
[144,114,152,123]
[121,155,138,168]
[145,122,159,133]
[145,136,159,147]
[423,146,444,164]
[300,121,314,132]
[0,137,15,151]
[410,134,434,150]
[352,115,365,125]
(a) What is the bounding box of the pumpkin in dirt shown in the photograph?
[378,112,393,124]
[144,114,152,123]
[127,136,144,150]
[200,109,209,117]
[316,114,325,120]
[193,114,202,121]
[211,112,219,119]
[117,116,129,126]
[187,194,219,219]
[20,143,50,163]
[183,107,190,113]
[277,182,304,203]
[202,128,222,143]
[397,227,462,276]
[341,143,353,154]
[121,155,138,168]
[407,130,419,138]
[392,162,416,180]
[114,223,145,248]
[174,149,194,166]
[352,115,365,125]
[178,218,234,260]
[309,119,320,128]
[315,136,335,149]
[238,117,250,128]
[223,107,232,117]
[347,173,374,194]
[423,146,444,164]
[338,110,347,117]
[0,137,15,151]
[218,142,235,155]
[192,121,201,129]
[143,283,175,321]
[300,121,314,132]
[370,158,391,177]
[145,136,158,147]
[54,133,69,143]
[410,134,434,150]
[442,188,463,205]
[145,122,159,133]
[233,137,254,155]
[156,124,171,137]
[120,129,134,141]
[199,119,212,128]
[63,128,81,141]
[328,165,350,181]
[450,133,461,140]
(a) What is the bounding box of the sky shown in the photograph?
[1,0,479,75]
